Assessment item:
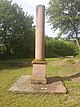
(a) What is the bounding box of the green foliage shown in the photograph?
[45,36,78,57]
[46,0,80,49]
[0,0,35,59]
[75,51,80,58]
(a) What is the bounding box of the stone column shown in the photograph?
[31,5,47,84]
[35,5,45,59]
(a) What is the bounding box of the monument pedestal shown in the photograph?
[31,59,47,84]
[9,75,67,94]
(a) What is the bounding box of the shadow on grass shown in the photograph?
[47,72,80,84]
[0,61,32,70]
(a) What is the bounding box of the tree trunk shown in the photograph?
[75,33,80,51]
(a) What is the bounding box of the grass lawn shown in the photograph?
[0,57,80,107]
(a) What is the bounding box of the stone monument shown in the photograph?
[9,5,67,94]
[31,5,47,84]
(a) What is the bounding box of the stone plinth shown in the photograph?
[31,59,47,84]
[9,75,67,94]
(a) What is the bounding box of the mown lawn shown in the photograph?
[0,58,80,107]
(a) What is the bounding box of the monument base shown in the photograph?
[31,59,47,84]
[9,75,67,94]
[30,77,47,84]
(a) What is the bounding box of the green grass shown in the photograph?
[0,58,80,107]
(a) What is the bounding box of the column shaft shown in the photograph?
[35,5,45,59]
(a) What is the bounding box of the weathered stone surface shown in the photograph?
[31,63,47,84]
[32,5,47,84]
[35,5,45,59]
[9,75,67,94]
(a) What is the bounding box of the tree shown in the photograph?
[0,0,35,58]
[46,0,80,50]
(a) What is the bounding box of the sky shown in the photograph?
[12,0,58,37]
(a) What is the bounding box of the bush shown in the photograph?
[45,37,78,58]
[75,52,80,58]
